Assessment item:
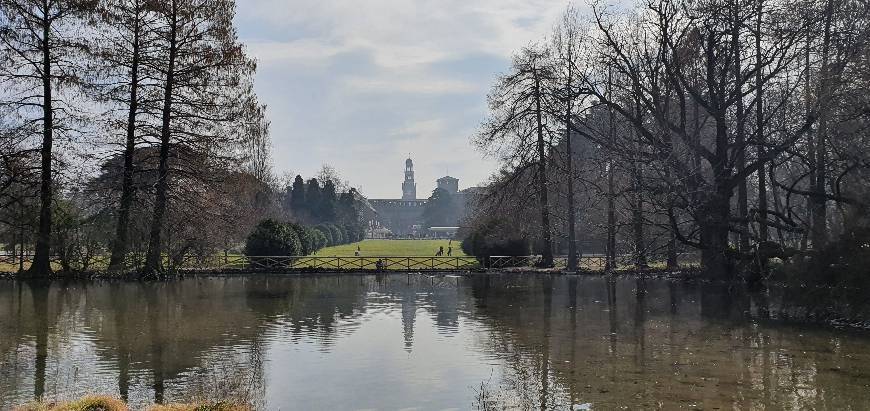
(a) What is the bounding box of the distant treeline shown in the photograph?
[244,219,361,257]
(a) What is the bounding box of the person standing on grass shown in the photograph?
[447,247,452,256]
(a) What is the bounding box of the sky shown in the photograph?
[234,0,572,198]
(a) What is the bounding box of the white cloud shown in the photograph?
[235,0,575,197]
[343,76,478,95]
[246,39,348,65]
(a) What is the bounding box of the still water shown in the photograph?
[1,274,870,410]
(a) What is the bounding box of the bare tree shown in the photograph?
[142,0,256,275]
[550,6,587,270]
[91,0,162,270]
[0,0,94,276]
[574,0,811,279]
[476,46,556,267]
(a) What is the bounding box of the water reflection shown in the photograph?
[0,274,869,409]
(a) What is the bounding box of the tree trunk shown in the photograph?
[699,191,732,281]
[707,100,734,280]
[803,31,814,252]
[733,0,750,252]
[144,3,177,275]
[564,68,578,271]
[811,0,834,249]
[632,170,647,268]
[666,229,678,269]
[28,9,54,278]
[18,214,25,273]
[631,95,647,269]
[755,0,768,243]
[755,0,769,277]
[109,9,142,271]
[605,69,617,271]
[533,71,554,268]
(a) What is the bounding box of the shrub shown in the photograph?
[461,218,530,263]
[344,223,364,243]
[310,229,328,251]
[17,395,129,411]
[325,223,343,245]
[315,225,333,246]
[778,226,870,290]
[244,219,301,257]
[287,223,315,255]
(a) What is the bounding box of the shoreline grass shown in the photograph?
[14,395,250,411]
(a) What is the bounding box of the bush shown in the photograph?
[288,223,315,255]
[244,219,301,256]
[779,226,870,290]
[461,218,530,262]
[311,229,328,251]
[315,225,333,246]
[325,223,343,245]
[344,223,364,243]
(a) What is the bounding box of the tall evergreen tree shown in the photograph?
[305,178,321,220]
[290,175,306,212]
[319,179,337,222]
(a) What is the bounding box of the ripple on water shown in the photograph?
[1,274,870,409]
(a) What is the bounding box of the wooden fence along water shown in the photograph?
[0,253,698,273]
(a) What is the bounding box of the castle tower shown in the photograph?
[436,175,459,194]
[402,157,416,200]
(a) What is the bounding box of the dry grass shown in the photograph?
[15,397,249,411]
[15,395,128,411]
[146,402,251,411]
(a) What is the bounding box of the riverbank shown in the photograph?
[15,396,249,411]
[0,263,694,281]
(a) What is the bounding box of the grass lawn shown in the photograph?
[316,239,464,257]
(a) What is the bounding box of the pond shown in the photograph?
[1,274,870,409]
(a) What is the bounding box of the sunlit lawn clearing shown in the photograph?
[315,239,464,257]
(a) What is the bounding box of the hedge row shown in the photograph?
[244,219,364,256]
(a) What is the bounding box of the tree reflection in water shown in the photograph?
[0,274,868,409]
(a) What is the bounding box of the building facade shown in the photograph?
[401,158,416,200]
[367,158,471,237]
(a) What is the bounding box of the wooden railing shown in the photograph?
[1,253,698,273]
[0,254,481,272]
[227,255,480,271]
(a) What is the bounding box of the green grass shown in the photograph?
[315,239,464,257]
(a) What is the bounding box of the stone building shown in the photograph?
[366,158,474,237]
[436,175,459,194]
[402,158,416,200]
